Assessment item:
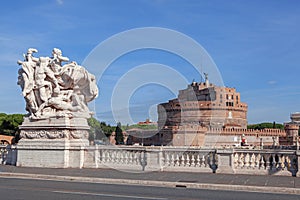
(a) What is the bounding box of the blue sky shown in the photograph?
[0,0,300,125]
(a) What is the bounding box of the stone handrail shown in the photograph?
[84,146,299,176]
[2,145,299,177]
[88,146,217,172]
[231,149,298,176]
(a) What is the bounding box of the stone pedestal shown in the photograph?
[216,149,235,173]
[17,117,90,168]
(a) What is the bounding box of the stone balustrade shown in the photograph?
[84,146,299,176]
[85,146,217,172]
[207,127,286,136]
[232,149,298,176]
[2,145,299,177]
[93,146,147,171]
[161,148,217,172]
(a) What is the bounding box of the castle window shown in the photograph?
[226,102,234,107]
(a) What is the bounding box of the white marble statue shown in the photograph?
[17,48,98,119]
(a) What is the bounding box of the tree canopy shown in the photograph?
[87,117,115,142]
[247,122,284,130]
[115,122,124,145]
[0,113,24,136]
[122,123,158,130]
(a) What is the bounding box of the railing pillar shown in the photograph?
[5,145,17,165]
[144,148,161,172]
[216,149,234,173]
[158,147,164,171]
[296,150,300,177]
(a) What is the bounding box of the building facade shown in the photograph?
[156,78,288,147]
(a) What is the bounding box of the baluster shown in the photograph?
[109,150,113,163]
[271,154,275,169]
[260,155,265,169]
[120,150,125,163]
[250,153,256,168]
[190,153,195,167]
[255,153,261,168]
[165,152,170,166]
[124,151,129,164]
[118,150,122,163]
[280,155,285,169]
[97,149,101,164]
[119,151,123,164]
[102,150,107,163]
[178,153,185,166]
[134,151,139,165]
[270,154,275,170]
[202,155,208,167]
[234,153,239,168]
[95,148,100,166]
[171,153,175,166]
[185,152,191,167]
[175,153,180,166]
[117,151,121,163]
[135,151,139,165]
[239,153,244,168]
[129,151,133,164]
[108,150,112,163]
[277,154,282,170]
[274,154,279,169]
[245,153,250,168]
[286,155,292,170]
[122,151,126,164]
[133,151,139,165]
[196,154,201,167]
[105,150,109,163]
[127,151,132,164]
[120,151,125,163]
[265,155,271,170]
[132,151,137,164]
[113,151,117,163]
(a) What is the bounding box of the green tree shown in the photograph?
[87,117,115,142]
[0,113,24,143]
[99,121,114,138]
[87,117,100,141]
[247,122,284,130]
[115,122,124,145]
[0,113,24,136]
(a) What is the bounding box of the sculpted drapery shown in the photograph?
[17,48,98,119]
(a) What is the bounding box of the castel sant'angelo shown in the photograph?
[156,75,298,147]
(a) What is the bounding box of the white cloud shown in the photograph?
[56,0,63,5]
[268,80,277,85]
